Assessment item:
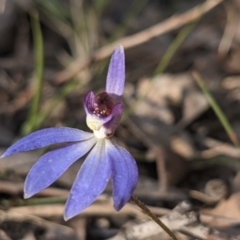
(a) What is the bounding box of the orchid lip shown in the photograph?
[84,91,124,138]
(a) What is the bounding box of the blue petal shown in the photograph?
[1,127,94,158]
[106,45,125,98]
[64,139,111,220]
[106,140,138,211]
[24,137,97,198]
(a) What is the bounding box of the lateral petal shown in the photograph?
[1,127,93,158]
[64,139,111,220]
[103,103,124,135]
[24,137,97,198]
[106,140,138,211]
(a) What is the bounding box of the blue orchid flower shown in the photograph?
[0,45,138,220]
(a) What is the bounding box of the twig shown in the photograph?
[130,196,179,240]
[154,147,168,192]
[218,1,240,58]
[108,201,209,240]
[0,210,75,238]
[55,0,224,83]
[8,201,146,219]
[199,137,240,159]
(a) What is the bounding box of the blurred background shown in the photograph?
[0,0,240,239]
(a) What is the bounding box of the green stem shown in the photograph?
[130,196,179,240]
[21,10,44,135]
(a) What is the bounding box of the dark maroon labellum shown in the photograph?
[93,92,114,117]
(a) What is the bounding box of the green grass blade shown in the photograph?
[193,71,239,146]
[21,10,44,135]
[154,21,197,75]
[123,21,198,120]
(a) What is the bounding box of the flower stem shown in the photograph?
[130,196,179,240]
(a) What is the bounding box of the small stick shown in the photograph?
[130,196,179,240]
[55,0,223,83]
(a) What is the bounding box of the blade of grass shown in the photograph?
[154,21,197,75]
[34,0,70,23]
[69,0,95,57]
[122,21,198,120]
[21,10,44,136]
[93,0,111,15]
[192,71,239,147]
[33,0,72,39]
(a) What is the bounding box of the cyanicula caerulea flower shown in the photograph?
[0,45,138,220]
